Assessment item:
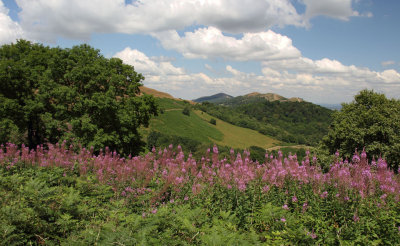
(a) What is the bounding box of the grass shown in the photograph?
[194,110,280,149]
[141,98,281,150]
[148,109,224,143]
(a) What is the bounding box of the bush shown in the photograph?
[182,106,190,116]
[210,118,217,125]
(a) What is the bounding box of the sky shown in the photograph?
[1,0,400,104]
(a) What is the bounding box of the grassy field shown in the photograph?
[141,98,281,150]
[194,110,280,149]
[148,109,224,143]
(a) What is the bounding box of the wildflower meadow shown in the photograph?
[1,142,399,245]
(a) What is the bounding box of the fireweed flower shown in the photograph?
[302,202,308,212]
[262,185,270,193]
[213,145,218,154]
[280,217,286,222]
[307,230,317,239]
[292,196,298,203]
[352,153,360,163]
[282,204,289,210]
[320,191,328,198]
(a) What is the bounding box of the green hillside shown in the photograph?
[141,98,281,152]
[195,97,332,145]
[194,110,279,149]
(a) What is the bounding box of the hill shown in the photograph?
[139,86,176,99]
[141,97,281,158]
[193,93,233,103]
[217,92,304,106]
[195,97,332,145]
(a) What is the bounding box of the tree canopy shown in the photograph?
[322,89,400,171]
[0,40,158,155]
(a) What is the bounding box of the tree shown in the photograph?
[322,89,400,171]
[0,40,158,155]
[182,106,190,116]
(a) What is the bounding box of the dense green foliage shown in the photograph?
[195,98,332,145]
[0,40,158,155]
[1,144,399,245]
[322,89,400,171]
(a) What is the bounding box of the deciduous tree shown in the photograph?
[0,40,158,155]
[322,89,400,170]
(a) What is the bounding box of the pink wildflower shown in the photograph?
[302,202,308,212]
[307,230,317,239]
[280,217,286,222]
[292,196,298,203]
[282,204,289,210]
[262,185,270,193]
[320,191,328,199]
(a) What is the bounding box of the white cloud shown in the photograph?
[381,60,395,67]
[0,1,24,44]
[13,0,305,41]
[114,46,400,103]
[9,0,369,42]
[154,27,301,61]
[114,47,185,76]
[301,0,365,21]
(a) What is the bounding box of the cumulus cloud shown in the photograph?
[154,27,301,61]
[13,0,305,41]
[263,57,400,84]
[114,47,185,76]
[0,1,24,44]
[301,0,369,21]
[114,47,252,96]
[114,46,400,103]
[9,0,370,42]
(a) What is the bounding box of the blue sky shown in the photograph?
[1,0,399,104]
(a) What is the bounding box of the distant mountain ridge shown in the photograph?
[193,93,234,103]
[193,91,303,105]
[244,92,303,102]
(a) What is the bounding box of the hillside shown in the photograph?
[217,92,304,106]
[138,86,330,147]
[139,86,176,99]
[195,98,332,145]
[141,97,281,157]
[193,93,233,103]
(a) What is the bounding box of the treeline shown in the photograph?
[195,99,332,145]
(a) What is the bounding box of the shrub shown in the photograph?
[182,106,190,116]
[210,118,216,125]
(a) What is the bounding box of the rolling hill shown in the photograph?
[141,97,280,151]
[138,86,321,159]
[193,93,233,103]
